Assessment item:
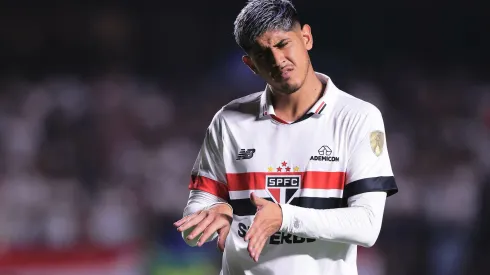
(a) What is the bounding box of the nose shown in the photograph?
[270,48,285,68]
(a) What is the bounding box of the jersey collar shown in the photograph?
[259,72,337,119]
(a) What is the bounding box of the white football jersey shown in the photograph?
[188,73,398,275]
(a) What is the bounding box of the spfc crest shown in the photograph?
[265,161,301,204]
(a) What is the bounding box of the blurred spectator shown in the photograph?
[0,3,488,273]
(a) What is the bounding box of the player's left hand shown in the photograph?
[245,192,283,262]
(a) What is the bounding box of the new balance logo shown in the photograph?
[236,149,255,160]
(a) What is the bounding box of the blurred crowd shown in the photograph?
[0,66,488,274]
[1,2,489,274]
[0,73,193,248]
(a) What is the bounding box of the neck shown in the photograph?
[271,68,324,122]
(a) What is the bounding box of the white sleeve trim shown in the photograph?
[279,191,387,247]
[181,190,232,246]
[183,190,227,217]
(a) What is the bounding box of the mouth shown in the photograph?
[272,67,294,81]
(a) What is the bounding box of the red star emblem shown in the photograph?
[276,167,282,172]
[281,161,287,167]
[285,167,291,172]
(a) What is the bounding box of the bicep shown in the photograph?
[188,112,229,201]
[345,109,398,199]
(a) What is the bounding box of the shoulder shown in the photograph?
[211,91,263,123]
[332,89,383,119]
[329,88,386,144]
[222,91,263,113]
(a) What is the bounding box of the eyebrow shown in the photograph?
[273,39,289,47]
[251,38,290,55]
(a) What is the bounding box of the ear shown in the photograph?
[300,24,313,51]
[242,55,258,74]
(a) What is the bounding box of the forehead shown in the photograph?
[254,29,297,47]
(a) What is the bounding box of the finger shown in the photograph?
[177,211,206,232]
[248,226,266,254]
[253,235,268,262]
[174,213,198,227]
[198,218,229,247]
[248,231,265,260]
[217,226,230,252]
[250,192,268,209]
[250,192,260,208]
[245,217,263,242]
[187,214,215,240]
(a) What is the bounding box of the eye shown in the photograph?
[277,42,289,48]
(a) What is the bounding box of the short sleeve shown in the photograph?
[344,107,398,199]
[188,112,229,201]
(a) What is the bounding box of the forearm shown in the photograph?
[279,192,387,247]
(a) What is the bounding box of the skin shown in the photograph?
[174,203,232,252]
[174,193,281,262]
[243,22,325,122]
[244,192,282,262]
[174,22,325,263]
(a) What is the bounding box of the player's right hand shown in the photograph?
[174,204,233,250]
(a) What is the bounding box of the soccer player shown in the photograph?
[173,0,398,274]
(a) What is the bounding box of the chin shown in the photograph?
[267,76,301,94]
[278,82,301,94]
[283,77,303,92]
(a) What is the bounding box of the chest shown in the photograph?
[222,117,349,175]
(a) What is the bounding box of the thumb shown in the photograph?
[250,192,267,208]
[217,227,229,252]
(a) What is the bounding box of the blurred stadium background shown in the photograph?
[0,1,489,275]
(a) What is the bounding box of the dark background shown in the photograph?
[0,1,489,275]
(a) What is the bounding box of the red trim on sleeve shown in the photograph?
[189,175,229,200]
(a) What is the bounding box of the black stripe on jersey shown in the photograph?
[292,113,314,124]
[317,104,327,114]
[343,176,398,199]
[230,197,347,216]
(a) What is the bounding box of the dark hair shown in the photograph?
[233,0,300,52]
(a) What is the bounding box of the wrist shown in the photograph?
[279,203,294,232]
[208,202,233,216]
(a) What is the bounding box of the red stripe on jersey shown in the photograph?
[188,176,229,200]
[268,188,281,203]
[226,171,345,191]
[315,101,326,113]
[270,115,289,124]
